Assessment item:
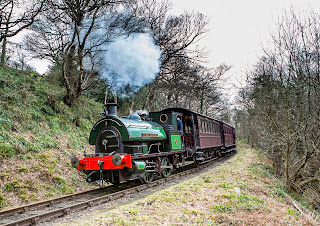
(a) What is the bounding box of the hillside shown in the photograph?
[0,66,103,208]
[58,143,319,225]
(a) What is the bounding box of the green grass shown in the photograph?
[213,193,265,212]
[0,194,6,207]
[63,144,318,225]
[249,162,275,177]
[0,65,103,209]
[0,66,103,157]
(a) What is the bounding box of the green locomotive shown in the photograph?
[71,103,186,184]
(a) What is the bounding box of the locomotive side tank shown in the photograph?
[90,115,167,154]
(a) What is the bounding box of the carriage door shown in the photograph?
[182,114,195,149]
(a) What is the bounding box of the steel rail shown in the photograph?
[0,150,236,226]
[0,187,111,220]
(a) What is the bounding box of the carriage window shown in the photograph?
[201,121,204,133]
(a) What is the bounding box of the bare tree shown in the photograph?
[0,0,46,64]
[238,9,320,207]
[25,0,139,106]
[134,0,210,110]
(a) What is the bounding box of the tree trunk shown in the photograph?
[130,94,135,113]
[200,85,204,114]
[1,37,7,65]
[284,144,292,191]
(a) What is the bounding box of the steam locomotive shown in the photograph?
[71,103,236,184]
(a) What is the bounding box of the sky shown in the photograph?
[169,0,320,99]
[28,0,320,100]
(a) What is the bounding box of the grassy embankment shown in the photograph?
[0,66,103,209]
[66,143,319,225]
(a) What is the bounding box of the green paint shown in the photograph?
[138,164,145,169]
[171,135,181,149]
[89,118,129,144]
[128,127,166,141]
[133,160,146,170]
[142,145,148,154]
[89,117,166,145]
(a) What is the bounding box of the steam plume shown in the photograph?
[102,33,161,90]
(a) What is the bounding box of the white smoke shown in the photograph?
[102,33,161,89]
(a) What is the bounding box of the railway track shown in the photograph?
[0,150,236,226]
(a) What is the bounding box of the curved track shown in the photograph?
[0,150,236,226]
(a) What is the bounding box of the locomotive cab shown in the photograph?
[150,109,200,155]
[149,111,184,152]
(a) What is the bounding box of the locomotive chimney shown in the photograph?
[105,102,117,118]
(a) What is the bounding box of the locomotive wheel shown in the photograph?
[161,157,172,178]
[142,172,153,183]
[95,126,124,154]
